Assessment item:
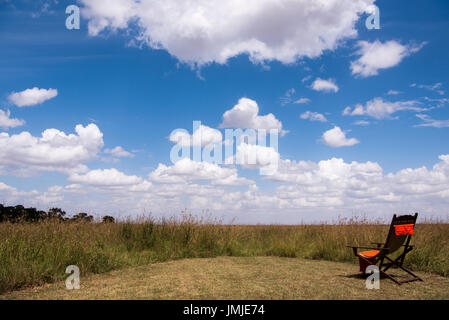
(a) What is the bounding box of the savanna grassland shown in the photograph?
[1,214,448,297]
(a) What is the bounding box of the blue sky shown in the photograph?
[1,0,449,223]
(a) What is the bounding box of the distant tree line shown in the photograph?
[0,204,115,223]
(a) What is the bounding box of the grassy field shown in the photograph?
[1,215,448,296]
[2,257,449,300]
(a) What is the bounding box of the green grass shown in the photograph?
[1,215,448,295]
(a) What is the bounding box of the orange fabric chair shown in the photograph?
[347,213,423,285]
[357,250,380,272]
[358,250,380,258]
[394,224,414,235]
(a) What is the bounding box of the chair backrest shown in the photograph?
[383,213,418,254]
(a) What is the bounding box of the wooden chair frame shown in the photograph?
[348,213,423,285]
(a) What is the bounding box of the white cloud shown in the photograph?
[351,40,424,77]
[300,111,327,122]
[301,75,312,83]
[8,87,58,107]
[0,110,25,129]
[69,168,143,186]
[233,143,280,173]
[310,78,339,93]
[219,97,286,135]
[0,181,39,205]
[422,97,449,109]
[415,114,449,128]
[169,124,222,147]
[80,0,374,66]
[387,90,401,95]
[280,88,296,106]
[149,158,252,186]
[280,91,310,106]
[0,124,103,175]
[4,154,449,222]
[293,98,310,105]
[411,82,445,95]
[343,97,424,119]
[267,154,449,216]
[104,146,134,158]
[270,157,382,186]
[32,185,65,205]
[353,120,370,126]
[322,126,359,147]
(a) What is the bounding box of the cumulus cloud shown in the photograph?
[351,40,425,77]
[219,97,286,135]
[310,78,339,93]
[270,157,382,186]
[0,110,25,129]
[268,154,449,214]
[8,87,58,107]
[322,126,359,147]
[342,97,424,119]
[69,168,143,186]
[183,154,449,218]
[80,0,374,66]
[231,143,280,176]
[300,111,327,122]
[5,154,449,222]
[0,181,39,205]
[104,146,134,158]
[149,158,252,186]
[169,124,222,147]
[0,124,103,175]
[0,182,72,208]
[32,185,65,205]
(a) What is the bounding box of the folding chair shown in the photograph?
[348,213,423,285]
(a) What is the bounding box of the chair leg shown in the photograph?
[380,270,401,285]
[356,254,422,285]
[396,264,423,282]
[357,255,379,273]
[396,248,411,267]
[381,262,393,272]
[381,256,423,284]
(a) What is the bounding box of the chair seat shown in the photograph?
[357,250,380,272]
[358,250,380,258]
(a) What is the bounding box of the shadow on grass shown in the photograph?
[340,272,403,281]
[339,273,366,280]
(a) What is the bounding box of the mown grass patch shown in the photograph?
[1,215,448,294]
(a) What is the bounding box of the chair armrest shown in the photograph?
[347,246,389,250]
[371,242,413,248]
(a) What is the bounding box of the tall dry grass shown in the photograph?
[0,215,448,294]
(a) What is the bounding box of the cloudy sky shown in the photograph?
[1,0,449,223]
